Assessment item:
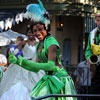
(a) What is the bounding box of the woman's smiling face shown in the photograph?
[32,24,47,41]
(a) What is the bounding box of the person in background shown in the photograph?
[22,26,37,61]
[10,36,24,58]
[9,0,77,100]
[85,10,100,100]
[74,60,91,100]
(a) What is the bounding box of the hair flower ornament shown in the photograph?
[24,0,50,29]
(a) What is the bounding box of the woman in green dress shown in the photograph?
[9,0,77,100]
[9,22,77,100]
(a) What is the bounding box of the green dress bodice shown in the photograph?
[36,34,61,64]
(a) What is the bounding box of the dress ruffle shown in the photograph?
[0,64,45,100]
[30,68,77,100]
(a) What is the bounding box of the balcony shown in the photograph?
[0,0,98,17]
[0,0,98,4]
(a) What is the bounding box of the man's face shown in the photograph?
[96,16,100,29]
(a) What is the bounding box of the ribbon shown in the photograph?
[30,68,68,98]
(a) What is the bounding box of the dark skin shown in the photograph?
[22,29,37,48]
[32,23,62,68]
[26,29,37,46]
[48,45,57,62]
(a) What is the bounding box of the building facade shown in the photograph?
[0,0,98,65]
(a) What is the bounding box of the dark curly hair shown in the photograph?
[26,25,32,35]
[30,21,51,33]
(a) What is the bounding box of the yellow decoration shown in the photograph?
[91,43,100,55]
